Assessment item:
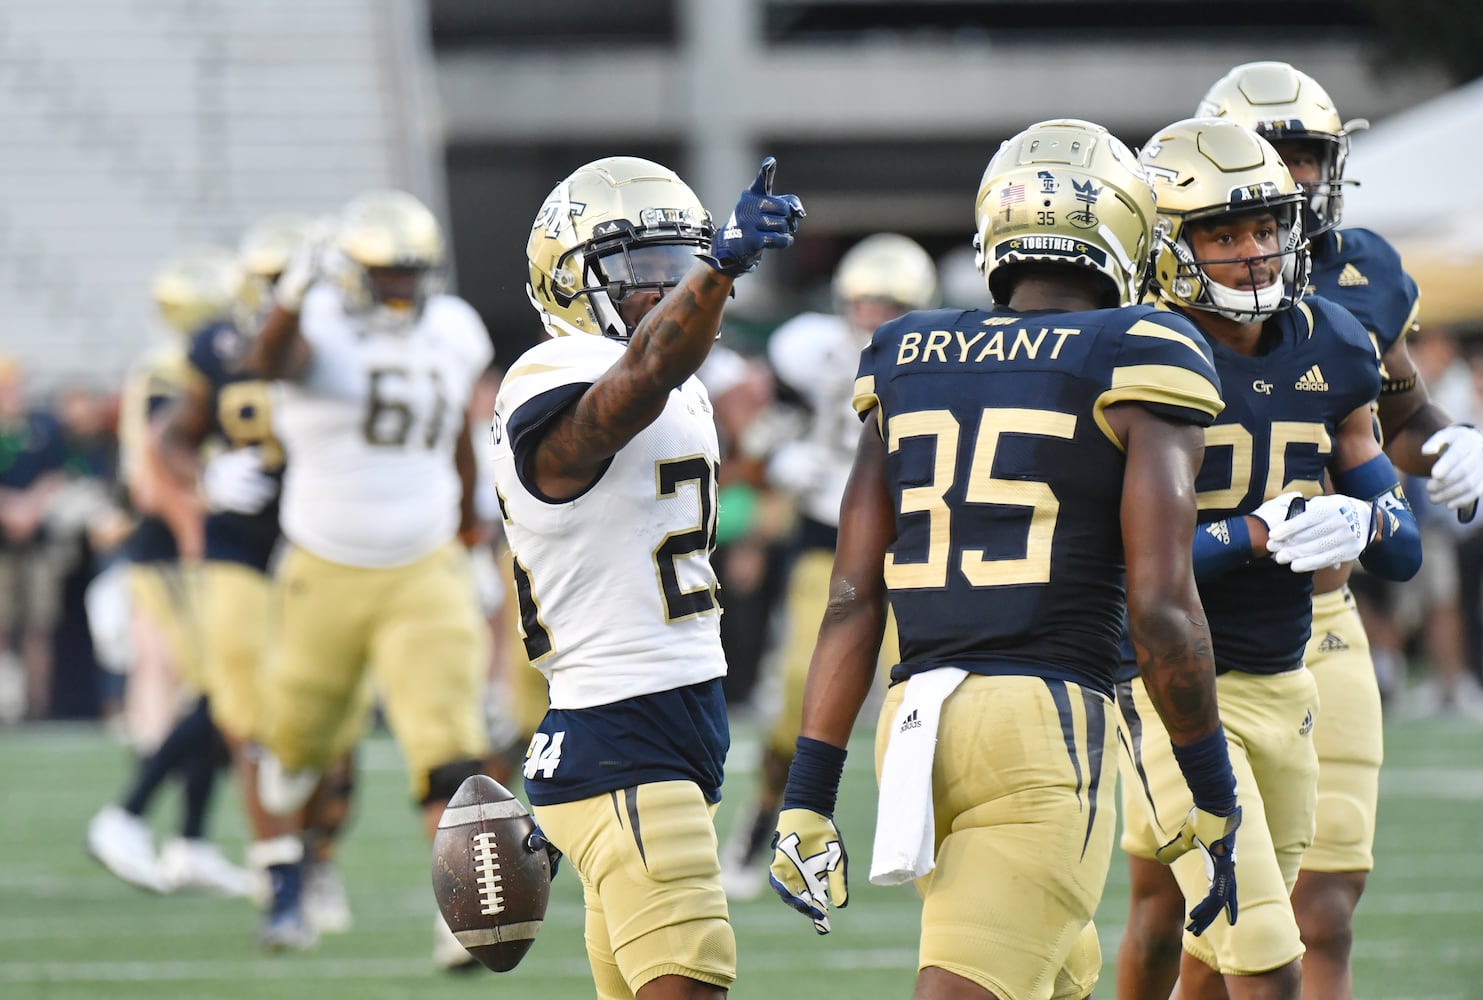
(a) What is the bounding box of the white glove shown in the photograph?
[201,448,277,515]
[1267,493,1373,573]
[1249,490,1305,533]
[1423,425,1483,511]
[767,441,830,496]
[273,219,334,312]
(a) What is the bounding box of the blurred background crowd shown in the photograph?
[6,0,1483,736]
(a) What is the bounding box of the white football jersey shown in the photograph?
[490,335,727,710]
[767,311,869,526]
[275,285,493,568]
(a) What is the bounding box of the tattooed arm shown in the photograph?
[796,419,895,749]
[529,263,735,500]
[1106,403,1222,745]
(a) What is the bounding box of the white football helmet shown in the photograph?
[831,234,938,312]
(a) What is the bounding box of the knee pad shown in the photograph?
[422,758,484,806]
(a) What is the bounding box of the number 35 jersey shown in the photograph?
[275,285,492,568]
[855,304,1223,699]
[490,334,727,712]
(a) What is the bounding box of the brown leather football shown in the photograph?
[431,774,551,972]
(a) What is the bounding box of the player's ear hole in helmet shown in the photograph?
[526,156,714,342]
[974,118,1159,310]
[1139,117,1311,324]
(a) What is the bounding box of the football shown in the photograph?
[431,774,552,972]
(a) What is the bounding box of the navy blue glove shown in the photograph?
[701,157,805,277]
[1156,804,1242,935]
[526,826,562,881]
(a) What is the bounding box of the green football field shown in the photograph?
[2,715,1480,1000]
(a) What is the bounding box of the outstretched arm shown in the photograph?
[529,158,804,500]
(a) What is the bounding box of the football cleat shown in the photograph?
[86,806,168,894]
[303,860,353,934]
[433,911,480,973]
[159,838,257,898]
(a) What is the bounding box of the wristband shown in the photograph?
[1170,725,1237,817]
[781,737,848,817]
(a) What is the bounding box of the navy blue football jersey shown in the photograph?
[856,304,1223,699]
[1191,296,1381,676]
[187,322,284,571]
[1309,228,1420,361]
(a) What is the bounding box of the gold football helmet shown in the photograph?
[1139,117,1309,323]
[1196,62,1366,236]
[832,234,938,311]
[151,246,246,335]
[238,212,314,329]
[974,119,1156,308]
[335,190,445,320]
[526,156,712,340]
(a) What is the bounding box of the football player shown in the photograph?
[768,119,1240,1000]
[1197,62,1483,999]
[720,233,935,899]
[147,213,359,935]
[87,248,252,898]
[491,155,803,1000]
[1114,118,1422,1000]
[247,190,493,963]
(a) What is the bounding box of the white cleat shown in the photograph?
[304,860,353,934]
[86,806,168,893]
[433,911,479,973]
[159,838,258,897]
[720,856,768,902]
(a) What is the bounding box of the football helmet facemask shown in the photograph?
[151,246,247,336]
[1197,61,1366,238]
[335,190,445,327]
[974,119,1157,308]
[527,156,713,341]
[1139,118,1310,324]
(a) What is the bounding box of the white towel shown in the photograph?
[869,666,969,886]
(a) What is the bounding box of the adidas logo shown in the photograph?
[1295,365,1329,391]
[1299,709,1314,737]
[1317,631,1349,652]
[1205,521,1231,545]
[900,709,922,732]
[1338,263,1368,287]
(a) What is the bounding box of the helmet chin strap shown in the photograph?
[1205,277,1285,323]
